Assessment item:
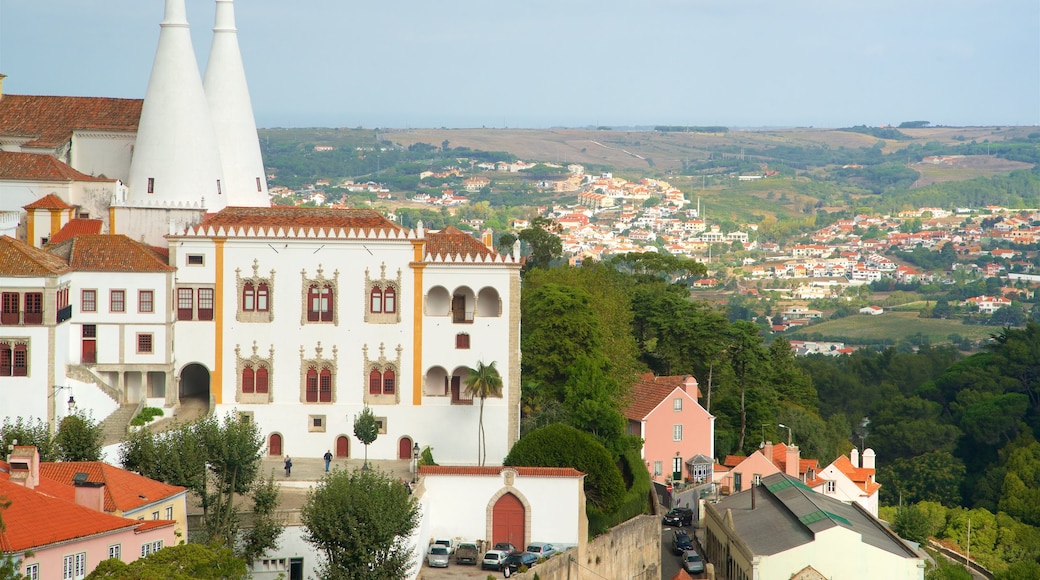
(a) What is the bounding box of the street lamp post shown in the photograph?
[778,423,792,446]
[412,442,421,484]
[49,386,76,433]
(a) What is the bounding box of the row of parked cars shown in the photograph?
[426,539,559,573]
[663,507,705,576]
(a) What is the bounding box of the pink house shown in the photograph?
[715,442,820,495]
[1,447,176,579]
[624,374,714,483]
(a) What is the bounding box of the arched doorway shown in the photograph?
[492,493,525,547]
[269,433,282,456]
[398,437,413,460]
[336,435,350,458]
[178,363,211,415]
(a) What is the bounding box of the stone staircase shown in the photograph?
[99,404,141,446]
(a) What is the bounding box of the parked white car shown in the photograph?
[427,545,450,568]
[481,549,509,571]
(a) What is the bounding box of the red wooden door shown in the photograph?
[81,339,96,364]
[269,433,282,456]
[398,437,413,460]
[336,436,349,458]
[492,493,525,548]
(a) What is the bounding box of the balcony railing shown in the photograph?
[0,310,44,325]
[57,305,73,324]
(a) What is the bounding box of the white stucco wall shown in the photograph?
[758,525,923,580]
[421,470,584,548]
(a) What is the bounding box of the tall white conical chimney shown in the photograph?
[128,0,226,211]
[204,0,269,207]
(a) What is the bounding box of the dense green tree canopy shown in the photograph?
[85,543,248,580]
[504,423,624,512]
[301,468,420,580]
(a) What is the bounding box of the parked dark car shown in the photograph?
[671,529,694,555]
[682,549,706,574]
[502,551,539,573]
[493,542,519,554]
[662,506,694,526]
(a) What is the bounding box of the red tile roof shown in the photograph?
[48,219,103,245]
[770,443,819,476]
[23,192,74,210]
[198,206,403,233]
[420,466,584,478]
[0,94,141,149]
[0,151,112,182]
[0,235,70,275]
[133,519,176,533]
[39,462,186,513]
[624,373,699,420]
[425,226,497,260]
[46,235,174,272]
[0,479,138,552]
[829,455,881,495]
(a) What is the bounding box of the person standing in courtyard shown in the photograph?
[323,449,333,472]
[284,455,292,478]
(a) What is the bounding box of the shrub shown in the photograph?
[504,423,624,512]
[131,407,165,426]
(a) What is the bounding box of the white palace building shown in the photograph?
[0,0,522,464]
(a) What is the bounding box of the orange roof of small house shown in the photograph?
[770,442,820,476]
[23,192,74,210]
[46,235,173,272]
[0,478,138,552]
[424,226,497,260]
[48,219,103,245]
[419,466,584,478]
[625,373,701,420]
[0,151,112,183]
[197,206,403,233]
[0,94,141,149]
[0,235,70,275]
[39,461,186,513]
[829,455,881,495]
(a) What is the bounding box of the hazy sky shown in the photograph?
[1,0,1037,129]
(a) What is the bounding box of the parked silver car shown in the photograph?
[526,543,558,559]
[481,549,509,570]
[427,545,450,568]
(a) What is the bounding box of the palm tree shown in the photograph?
[464,361,503,466]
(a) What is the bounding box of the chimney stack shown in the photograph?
[7,446,40,490]
[785,444,800,478]
[850,447,860,468]
[862,448,876,470]
[203,0,269,207]
[74,480,106,512]
[127,0,226,210]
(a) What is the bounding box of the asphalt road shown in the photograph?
[661,522,708,579]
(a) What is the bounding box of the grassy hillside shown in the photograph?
[785,311,998,347]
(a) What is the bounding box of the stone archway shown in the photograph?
[177,363,211,419]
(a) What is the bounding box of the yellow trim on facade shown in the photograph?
[108,206,116,234]
[411,240,425,406]
[214,238,225,404]
[26,213,34,247]
[49,209,61,239]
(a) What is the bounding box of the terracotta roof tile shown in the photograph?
[198,206,403,234]
[420,465,584,478]
[48,219,103,245]
[0,94,141,149]
[624,373,699,420]
[0,151,112,182]
[133,520,176,533]
[0,235,70,275]
[40,462,186,513]
[46,235,174,272]
[23,192,74,210]
[0,479,137,552]
[424,226,497,260]
[829,455,880,495]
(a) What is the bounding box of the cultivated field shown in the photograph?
[785,311,999,346]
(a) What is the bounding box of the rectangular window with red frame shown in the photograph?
[177,288,193,320]
[137,333,153,354]
[1,292,18,325]
[305,369,318,402]
[23,292,42,324]
[319,369,332,402]
[197,288,214,321]
[139,290,154,313]
[110,290,125,313]
[82,289,97,312]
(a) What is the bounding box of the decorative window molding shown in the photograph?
[364,263,402,324]
[236,259,275,323]
[136,333,153,354]
[301,265,339,325]
[308,414,327,432]
[236,342,274,404]
[0,338,29,377]
[362,342,402,405]
[300,342,338,404]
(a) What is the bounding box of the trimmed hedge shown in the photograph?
[587,448,653,536]
[129,407,164,427]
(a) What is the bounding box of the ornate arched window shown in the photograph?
[370,287,383,313]
[256,366,269,393]
[384,286,396,314]
[242,282,256,311]
[242,366,255,393]
[306,367,319,402]
[257,283,269,312]
[382,368,396,394]
[319,368,333,402]
[369,369,382,395]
